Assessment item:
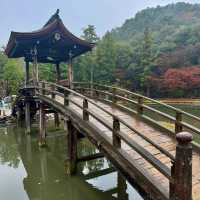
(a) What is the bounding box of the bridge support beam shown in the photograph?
[25,98,31,134]
[55,62,61,82]
[173,132,192,200]
[65,119,77,175]
[117,173,128,200]
[39,102,46,147]
[54,112,60,128]
[68,53,73,89]
[25,57,30,87]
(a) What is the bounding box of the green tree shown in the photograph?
[39,63,56,82]
[81,25,99,43]
[95,32,117,83]
[139,28,155,96]
[3,59,24,95]
[74,25,99,82]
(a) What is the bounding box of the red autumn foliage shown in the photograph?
[163,67,200,90]
[149,66,200,91]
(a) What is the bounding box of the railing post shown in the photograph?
[137,97,143,115]
[83,99,89,121]
[170,161,175,199]
[113,117,121,148]
[51,85,55,99]
[175,112,183,134]
[90,82,94,98]
[173,132,192,200]
[112,87,117,104]
[64,90,69,106]
[41,82,45,95]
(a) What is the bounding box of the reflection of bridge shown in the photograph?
[15,131,129,200]
[5,10,200,200]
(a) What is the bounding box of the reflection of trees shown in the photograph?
[0,127,20,168]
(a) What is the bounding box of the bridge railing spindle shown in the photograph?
[64,90,69,106]
[175,112,183,134]
[112,87,117,104]
[113,117,121,148]
[137,97,143,115]
[83,99,89,121]
[51,85,55,100]
[42,82,45,95]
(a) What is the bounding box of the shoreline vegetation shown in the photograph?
[157,99,200,105]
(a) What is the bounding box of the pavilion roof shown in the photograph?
[5,9,95,63]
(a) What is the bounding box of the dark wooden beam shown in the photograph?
[84,167,115,180]
[55,62,61,82]
[25,57,30,86]
[77,152,104,162]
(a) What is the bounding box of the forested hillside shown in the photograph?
[111,2,200,52]
[0,2,200,98]
[74,3,200,98]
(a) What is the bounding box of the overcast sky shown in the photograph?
[1,0,200,46]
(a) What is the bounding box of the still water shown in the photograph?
[0,124,145,200]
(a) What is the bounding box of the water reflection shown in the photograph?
[0,127,20,168]
[0,125,144,200]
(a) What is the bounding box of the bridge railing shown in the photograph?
[73,82,200,144]
[34,81,193,199]
[33,81,194,199]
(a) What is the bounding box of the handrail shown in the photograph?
[73,81,200,121]
[73,82,200,136]
[34,81,174,180]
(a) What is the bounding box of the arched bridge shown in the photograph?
[13,81,200,200]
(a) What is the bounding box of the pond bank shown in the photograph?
[158,98,200,105]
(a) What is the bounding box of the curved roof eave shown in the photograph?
[5,17,95,57]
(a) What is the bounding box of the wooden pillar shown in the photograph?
[55,62,61,82]
[68,52,73,89]
[113,117,121,148]
[83,99,89,121]
[64,116,68,131]
[39,102,46,147]
[173,132,192,200]
[117,173,128,200]
[175,112,183,134]
[50,85,60,128]
[112,87,117,104]
[137,97,143,115]
[65,119,77,175]
[25,58,30,87]
[54,112,60,128]
[25,97,31,134]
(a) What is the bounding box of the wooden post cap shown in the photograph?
[176,132,193,144]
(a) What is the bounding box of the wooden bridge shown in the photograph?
[12,81,200,200]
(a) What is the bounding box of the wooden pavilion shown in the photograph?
[5,9,95,88]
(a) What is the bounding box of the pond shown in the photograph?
[0,124,145,200]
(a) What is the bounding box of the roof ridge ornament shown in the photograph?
[43,9,60,27]
[56,9,60,15]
